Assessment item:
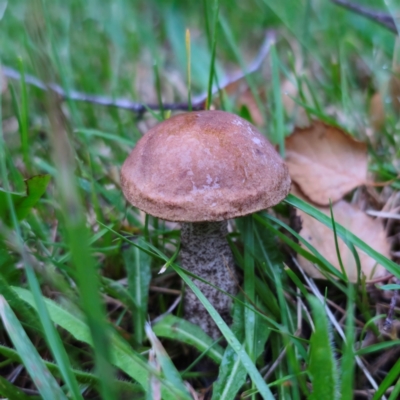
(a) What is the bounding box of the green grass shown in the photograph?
[0,0,399,399]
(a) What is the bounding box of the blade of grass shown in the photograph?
[243,215,256,361]
[373,358,400,400]
[339,43,351,118]
[203,0,211,48]
[212,300,247,400]
[17,57,30,172]
[242,215,256,400]
[205,0,220,109]
[340,284,355,398]
[186,28,192,111]
[329,201,348,281]
[153,61,165,119]
[75,128,135,146]
[0,296,68,400]
[307,296,339,400]
[346,240,362,283]
[355,341,400,356]
[388,379,400,400]
[124,244,151,345]
[270,43,285,156]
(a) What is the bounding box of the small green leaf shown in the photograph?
[380,284,400,291]
[0,274,43,334]
[307,296,338,400]
[152,314,224,364]
[213,347,247,400]
[0,175,51,225]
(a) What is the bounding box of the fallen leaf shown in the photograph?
[285,121,367,205]
[297,199,390,282]
[0,175,51,225]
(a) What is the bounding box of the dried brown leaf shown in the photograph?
[285,121,367,205]
[148,349,161,400]
[297,200,390,282]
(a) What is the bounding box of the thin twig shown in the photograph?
[149,286,181,295]
[2,31,275,114]
[331,0,398,34]
[150,294,182,325]
[263,347,288,380]
[2,65,201,113]
[7,364,24,384]
[366,209,400,220]
[354,386,394,398]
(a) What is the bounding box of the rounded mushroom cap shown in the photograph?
[121,110,291,222]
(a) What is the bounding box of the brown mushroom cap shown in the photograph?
[121,110,291,222]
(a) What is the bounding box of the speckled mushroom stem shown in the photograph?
[180,221,238,340]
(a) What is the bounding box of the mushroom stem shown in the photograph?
[180,221,238,339]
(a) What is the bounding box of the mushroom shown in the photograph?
[121,110,290,339]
